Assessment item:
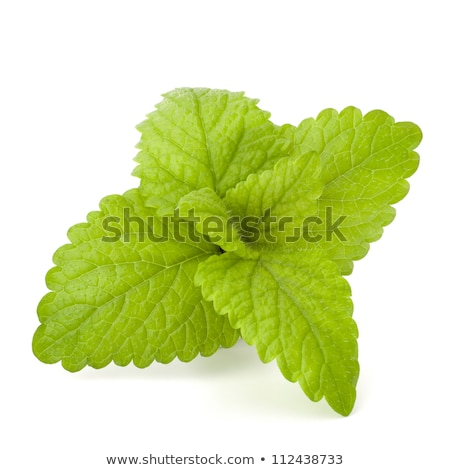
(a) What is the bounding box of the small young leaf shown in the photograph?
[225,152,322,245]
[177,187,245,253]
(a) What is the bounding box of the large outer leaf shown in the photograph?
[195,248,359,416]
[133,88,291,214]
[286,107,421,274]
[32,189,239,371]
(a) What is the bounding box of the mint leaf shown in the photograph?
[33,88,422,416]
[225,152,322,245]
[133,88,290,214]
[32,189,239,371]
[226,152,321,219]
[195,248,358,416]
[286,107,421,274]
[177,187,245,253]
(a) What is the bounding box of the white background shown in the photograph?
[1,1,448,468]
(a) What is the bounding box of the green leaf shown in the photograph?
[286,107,421,274]
[32,189,239,372]
[33,87,422,416]
[177,187,245,253]
[133,88,291,214]
[195,248,359,416]
[225,152,322,245]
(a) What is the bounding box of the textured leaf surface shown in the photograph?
[195,249,359,416]
[286,107,421,274]
[133,88,291,214]
[32,189,239,371]
[177,187,245,253]
[225,152,322,245]
[32,88,422,416]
